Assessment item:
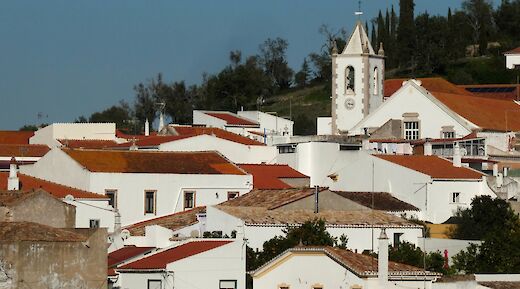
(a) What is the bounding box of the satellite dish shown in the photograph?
[121,229,130,240]
[64,194,75,202]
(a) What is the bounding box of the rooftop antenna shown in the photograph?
[355,0,363,20]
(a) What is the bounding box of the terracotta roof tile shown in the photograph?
[216,206,420,228]
[376,155,484,179]
[458,84,518,101]
[505,47,520,54]
[385,78,520,131]
[58,139,119,149]
[0,221,87,242]
[0,131,34,145]
[118,240,232,270]
[63,149,246,175]
[0,144,50,157]
[115,135,193,148]
[221,188,319,210]
[205,112,259,126]
[172,126,265,146]
[108,246,155,273]
[331,191,419,211]
[124,207,206,236]
[0,173,108,199]
[258,247,439,278]
[238,164,309,189]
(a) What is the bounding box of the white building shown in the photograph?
[193,110,260,135]
[117,126,277,164]
[206,188,424,251]
[237,110,294,136]
[252,245,440,289]
[331,21,385,134]
[115,238,246,289]
[505,47,520,69]
[29,123,119,147]
[20,148,253,226]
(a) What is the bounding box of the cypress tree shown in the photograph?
[377,10,386,49]
[371,23,377,50]
[397,0,416,68]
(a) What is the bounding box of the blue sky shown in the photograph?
[0,1,476,129]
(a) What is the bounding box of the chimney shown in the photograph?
[362,137,370,151]
[144,119,150,136]
[424,139,432,156]
[378,228,389,286]
[8,157,19,191]
[493,163,499,176]
[453,143,462,167]
[497,172,504,188]
[504,167,509,177]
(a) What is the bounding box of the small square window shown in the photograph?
[443,131,455,139]
[144,191,156,214]
[227,192,239,200]
[106,190,117,208]
[219,280,237,289]
[404,121,420,140]
[393,232,404,245]
[89,219,100,228]
[184,191,195,209]
[148,280,161,289]
[452,192,461,203]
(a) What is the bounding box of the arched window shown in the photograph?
[373,67,379,95]
[345,66,355,93]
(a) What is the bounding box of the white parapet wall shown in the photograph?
[30,123,117,147]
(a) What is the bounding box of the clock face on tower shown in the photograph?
[344,97,355,110]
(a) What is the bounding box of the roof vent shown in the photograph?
[64,194,75,201]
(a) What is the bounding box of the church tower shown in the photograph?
[331,21,385,135]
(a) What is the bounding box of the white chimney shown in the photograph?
[497,173,504,188]
[504,167,509,177]
[453,143,462,167]
[424,139,433,156]
[144,119,150,136]
[362,138,370,151]
[114,209,121,233]
[8,157,19,191]
[378,228,389,286]
[493,163,499,176]
[158,112,165,133]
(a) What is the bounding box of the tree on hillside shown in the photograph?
[397,0,416,68]
[258,37,294,91]
[294,58,311,88]
[307,25,346,83]
[494,0,520,46]
[462,0,495,55]
[389,241,448,274]
[415,13,449,74]
[377,11,386,50]
[89,101,133,131]
[133,74,164,125]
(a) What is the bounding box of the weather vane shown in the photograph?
[355,0,363,19]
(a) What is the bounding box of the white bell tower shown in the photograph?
[331,21,385,135]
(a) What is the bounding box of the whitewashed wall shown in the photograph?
[30,123,116,147]
[317,117,332,135]
[65,199,116,232]
[506,54,520,69]
[238,111,294,136]
[351,83,476,137]
[159,134,277,164]
[193,110,227,128]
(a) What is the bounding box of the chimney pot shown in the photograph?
[378,228,389,286]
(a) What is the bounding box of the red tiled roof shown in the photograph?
[205,112,259,126]
[172,126,265,146]
[0,144,50,157]
[63,149,246,175]
[0,131,34,145]
[124,206,206,236]
[331,191,419,211]
[58,139,119,149]
[376,155,484,179]
[238,164,309,189]
[116,130,157,140]
[115,135,193,148]
[221,188,320,210]
[385,78,520,131]
[248,130,265,137]
[0,172,108,199]
[505,47,520,54]
[458,84,518,101]
[118,240,232,270]
[255,246,440,278]
[108,246,155,274]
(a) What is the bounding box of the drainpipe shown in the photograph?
[314,185,319,214]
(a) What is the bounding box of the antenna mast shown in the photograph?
[355,0,363,19]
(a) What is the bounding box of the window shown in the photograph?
[105,190,117,208]
[404,121,420,140]
[345,66,355,92]
[451,192,461,203]
[219,280,237,289]
[89,219,100,228]
[373,67,379,95]
[227,192,239,200]
[278,145,296,154]
[443,131,455,139]
[393,232,404,245]
[184,191,195,209]
[144,191,156,214]
[147,280,161,289]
